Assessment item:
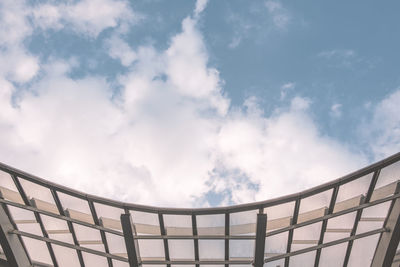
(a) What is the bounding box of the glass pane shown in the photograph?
[22,237,52,264]
[265,259,284,267]
[82,252,108,267]
[230,240,254,258]
[58,193,93,224]
[288,251,316,267]
[94,202,124,226]
[73,223,103,251]
[292,222,321,248]
[319,243,346,267]
[53,245,81,267]
[137,240,165,258]
[230,210,257,235]
[19,177,57,213]
[197,214,224,236]
[164,215,192,236]
[336,173,372,203]
[347,234,380,266]
[0,171,23,204]
[198,240,224,259]
[357,202,389,234]
[265,231,287,255]
[168,240,194,259]
[264,202,294,231]
[376,160,400,189]
[42,214,74,244]
[298,190,332,223]
[106,232,127,255]
[113,260,130,267]
[131,211,160,235]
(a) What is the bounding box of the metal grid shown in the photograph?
[0,153,400,267]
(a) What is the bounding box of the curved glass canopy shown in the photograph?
[1,153,400,267]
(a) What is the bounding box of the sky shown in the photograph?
[0,0,400,208]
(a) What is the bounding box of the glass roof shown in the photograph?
[1,153,400,267]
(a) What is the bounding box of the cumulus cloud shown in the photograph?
[105,35,137,66]
[32,0,136,37]
[265,0,291,30]
[0,0,374,209]
[330,103,342,118]
[363,89,400,160]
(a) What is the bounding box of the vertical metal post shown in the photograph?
[254,213,267,267]
[121,213,140,267]
[88,200,113,267]
[0,204,31,267]
[158,213,170,267]
[225,213,230,267]
[285,199,300,267]
[192,214,199,267]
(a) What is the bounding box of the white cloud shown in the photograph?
[330,103,342,118]
[364,89,400,160]
[265,0,291,30]
[280,82,295,100]
[0,0,372,209]
[105,35,137,66]
[32,0,136,37]
[194,0,208,17]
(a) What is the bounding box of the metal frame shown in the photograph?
[0,152,400,266]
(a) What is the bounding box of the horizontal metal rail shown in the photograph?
[0,198,123,236]
[1,192,398,240]
[8,229,128,262]
[1,152,399,215]
[265,227,388,263]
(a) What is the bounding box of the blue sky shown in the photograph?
[1,0,400,207]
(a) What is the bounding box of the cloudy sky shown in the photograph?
[0,0,399,208]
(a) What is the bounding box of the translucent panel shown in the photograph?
[292,222,321,251]
[265,259,284,267]
[347,234,380,266]
[113,260,130,267]
[54,245,80,267]
[376,160,400,189]
[356,202,389,234]
[265,202,294,219]
[319,242,346,267]
[19,177,56,206]
[336,173,372,203]
[230,240,254,258]
[82,252,108,267]
[265,231,287,255]
[198,240,224,259]
[131,211,160,235]
[0,175,23,204]
[137,239,165,258]
[370,180,399,202]
[7,206,35,221]
[230,210,257,235]
[94,202,124,223]
[0,170,18,190]
[168,240,194,259]
[41,214,69,229]
[264,202,294,231]
[17,221,43,236]
[326,212,356,229]
[298,190,332,218]
[22,237,52,264]
[288,251,316,267]
[197,214,224,236]
[73,223,103,250]
[58,192,93,223]
[164,215,192,235]
[106,232,127,255]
